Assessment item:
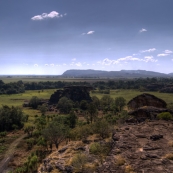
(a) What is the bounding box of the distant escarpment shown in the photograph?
[62,69,170,78]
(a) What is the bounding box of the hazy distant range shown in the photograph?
[1,70,173,78]
[61,69,173,78]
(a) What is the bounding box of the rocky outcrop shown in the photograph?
[49,86,93,104]
[128,106,173,122]
[38,121,173,173]
[127,93,167,110]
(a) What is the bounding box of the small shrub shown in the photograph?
[71,153,88,172]
[0,131,7,138]
[157,112,173,120]
[90,142,102,155]
[90,142,110,156]
[0,145,6,153]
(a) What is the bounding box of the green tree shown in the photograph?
[80,100,88,111]
[67,111,78,128]
[57,97,73,114]
[93,119,112,139]
[0,106,24,132]
[24,126,35,137]
[86,103,98,123]
[38,104,48,116]
[100,95,114,111]
[115,97,126,112]
[91,96,100,109]
[42,122,69,149]
[29,96,40,109]
[34,116,47,130]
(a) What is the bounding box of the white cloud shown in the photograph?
[144,56,157,62]
[31,11,64,20]
[139,28,147,33]
[101,58,113,65]
[157,54,169,57]
[141,48,156,53]
[45,64,49,66]
[98,56,158,66]
[87,31,95,35]
[34,64,38,67]
[63,63,67,66]
[164,50,173,54]
[72,58,76,61]
[50,64,54,67]
[81,33,86,35]
[75,62,82,67]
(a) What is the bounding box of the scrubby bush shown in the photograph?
[69,124,93,140]
[157,112,173,120]
[92,119,112,139]
[90,142,110,155]
[71,153,88,172]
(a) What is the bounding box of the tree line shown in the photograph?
[1,77,173,95]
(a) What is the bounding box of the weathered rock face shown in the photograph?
[128,106,173,122]
[127,93,167,110]
[49,86,93,104]
[38,121,173,173]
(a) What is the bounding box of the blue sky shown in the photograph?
[0,0,173,75]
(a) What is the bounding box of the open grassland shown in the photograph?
[91,89,173,104]
[0,89,172,126]
[0,89,56,107]
[0,89,172,108]
[0,89,56,124]
[0,76,113,83]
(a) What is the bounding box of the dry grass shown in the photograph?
[116,155,125,166]
[168,141,173,147]
[165,153,173,160]
[125,165,135,173]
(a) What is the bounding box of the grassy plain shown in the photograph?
[0,76,112,83]
[91,89,173,104]
[0,89,172,109]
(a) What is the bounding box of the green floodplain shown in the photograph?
[0,88,173,112]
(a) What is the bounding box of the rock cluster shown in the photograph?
[127,93,167,110]
[49,86,93,104]
[97,121,173,173]
[128,106,173,122]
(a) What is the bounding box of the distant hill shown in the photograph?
[62,69,170,78]
[168,73,173,77]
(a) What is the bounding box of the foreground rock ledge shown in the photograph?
[38,120,173,173]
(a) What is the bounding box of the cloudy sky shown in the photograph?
[0,0,173,75]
